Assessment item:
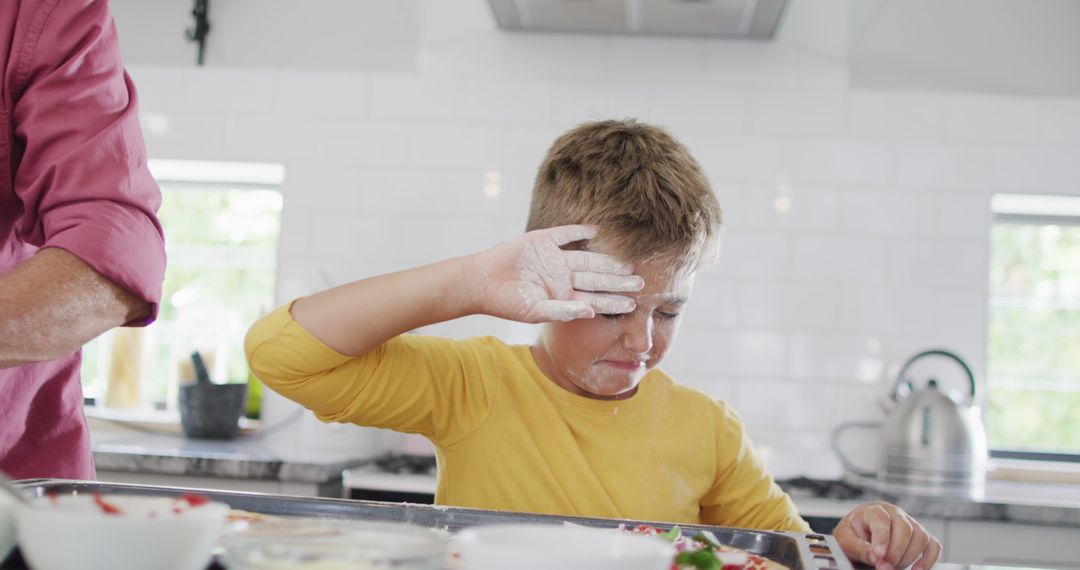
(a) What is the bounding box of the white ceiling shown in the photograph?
[112,0,1080,98]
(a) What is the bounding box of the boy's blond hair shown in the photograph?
[527,119,721,270]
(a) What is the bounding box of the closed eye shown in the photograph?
[600,309,682,320]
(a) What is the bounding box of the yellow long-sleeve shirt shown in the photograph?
[245,303,810,532]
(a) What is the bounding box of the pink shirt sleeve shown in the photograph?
[9,0,166,324]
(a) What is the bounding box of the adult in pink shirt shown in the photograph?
[0,0,166,479]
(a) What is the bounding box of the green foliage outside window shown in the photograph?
[81,184,282,411]
[987,223,1080,455]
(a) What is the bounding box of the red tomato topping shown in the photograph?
[92,493,123,515]
[633,524,662,535]
[180,493,210,507]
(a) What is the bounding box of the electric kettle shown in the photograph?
[832,349,988,493]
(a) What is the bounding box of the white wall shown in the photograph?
[110,0,421,71]
[126,15,1080,478]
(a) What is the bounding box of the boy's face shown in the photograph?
[532,255,695,399]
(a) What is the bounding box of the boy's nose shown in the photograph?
[620,315,653,354]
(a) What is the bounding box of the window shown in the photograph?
[81,160,284,418]
[987,193,1080,461]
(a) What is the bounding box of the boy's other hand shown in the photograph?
[834,502,941,570]
[467,225,644,323]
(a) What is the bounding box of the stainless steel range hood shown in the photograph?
[487,0,787,38]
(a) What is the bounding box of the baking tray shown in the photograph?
[5,479,855,570]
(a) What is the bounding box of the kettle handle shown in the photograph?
[829,421,881,478]
[892,348,977,404]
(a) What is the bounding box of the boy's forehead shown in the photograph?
[582,236,696,296]
[634,259,696,300]
[586,238,689,272]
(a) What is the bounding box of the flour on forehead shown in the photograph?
[593,240,698,284]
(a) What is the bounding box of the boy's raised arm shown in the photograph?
[287,225,643,357]
[287,255,472,358]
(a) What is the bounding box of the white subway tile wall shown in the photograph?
[129,32,1080,478]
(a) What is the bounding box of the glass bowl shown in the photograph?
[220,518,448,570]
[457,523,675,570]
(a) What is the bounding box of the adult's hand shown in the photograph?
[834,501,941,570]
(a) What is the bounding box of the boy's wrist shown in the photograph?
[447,254,483,318]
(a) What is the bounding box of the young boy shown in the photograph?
[246,120,940,570]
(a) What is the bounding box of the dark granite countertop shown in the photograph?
[342,464,1080,528]
[849,475,1080,527]
[92,431,375,484]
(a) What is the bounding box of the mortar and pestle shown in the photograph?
[179,351,247,440]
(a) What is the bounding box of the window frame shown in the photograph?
[987,198,1080,464]
[81,159,284,419]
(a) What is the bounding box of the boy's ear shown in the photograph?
[559,239,591,252]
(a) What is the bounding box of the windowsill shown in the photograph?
[84,405,261,436]
[987,457,1080,485]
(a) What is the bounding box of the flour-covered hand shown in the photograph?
[467,225,644,323]
[834,502,940,570]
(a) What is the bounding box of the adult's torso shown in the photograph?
[0,0,94,480]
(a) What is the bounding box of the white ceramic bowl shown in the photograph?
[220,518,448,570]
[456,523,675,570]
[16,493,228,570]
[0,492,14,563]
